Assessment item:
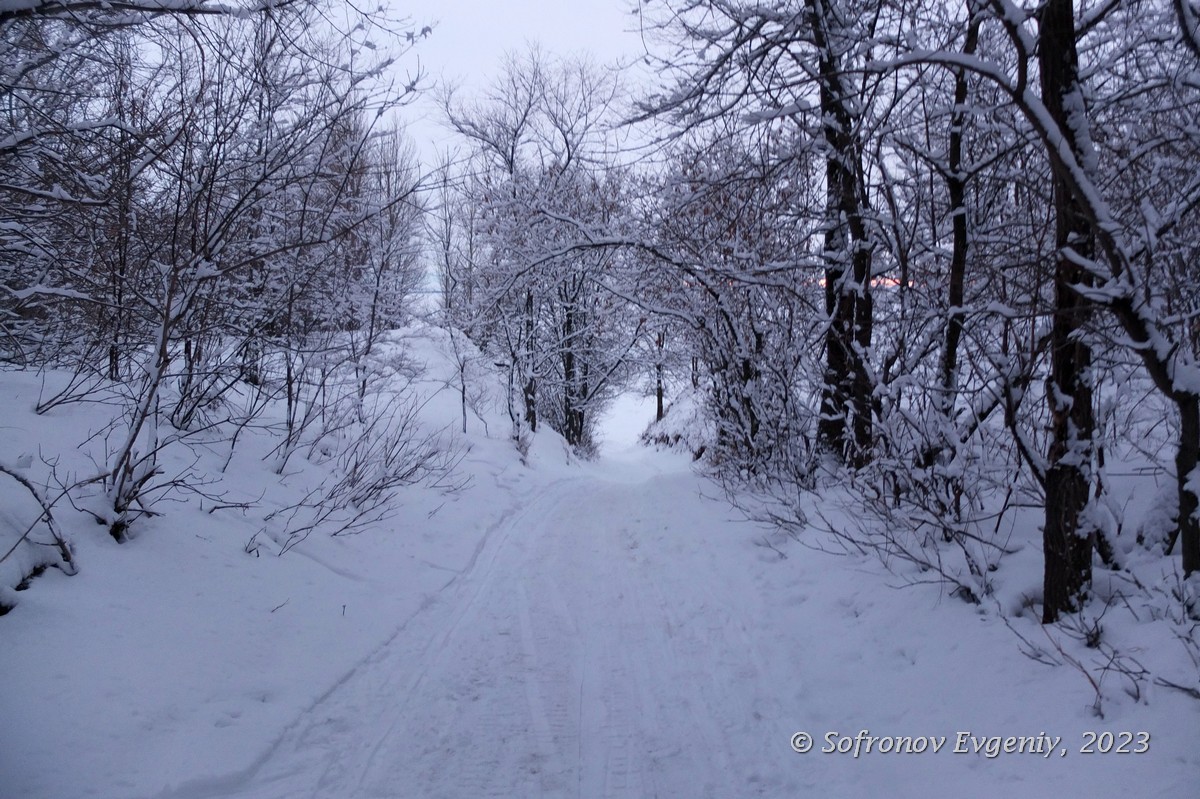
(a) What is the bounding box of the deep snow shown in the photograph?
[2,337,1198,799]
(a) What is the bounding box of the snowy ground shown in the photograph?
[2,357,1198,798]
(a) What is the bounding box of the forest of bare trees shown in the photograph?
[431,1,1200,629]
[0,0,454,569]
[612,0,1200,625]
[5,0,1200,659]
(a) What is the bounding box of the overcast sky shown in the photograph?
[389,0,651,163]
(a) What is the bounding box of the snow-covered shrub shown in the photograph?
[640,386,713,460]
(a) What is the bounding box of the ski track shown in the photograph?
[136,453,1199,799]
[172,463,799,799]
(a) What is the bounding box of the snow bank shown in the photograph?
[638,385,712,459]
[0,323,544,798]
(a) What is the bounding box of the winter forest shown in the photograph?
[3,1,1200,797]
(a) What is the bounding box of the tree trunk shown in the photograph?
[1176,395,1200,574]
[523,289,537,432]
[937,13,980,422]
[809,0,874,468]
[1039,0,1096,623]
[656,330,666,422]
[562,302,577,444]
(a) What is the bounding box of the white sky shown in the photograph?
[385,0,651,164]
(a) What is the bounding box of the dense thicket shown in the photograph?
[0,1,435,557]
[423,4,1200,634]
[5,0,1200,653]
[434,50,643,450]
[621,0,1200,622]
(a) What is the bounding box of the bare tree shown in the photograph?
[442,47,640,450]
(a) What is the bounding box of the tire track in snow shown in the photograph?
[347,479,589,797]
[153,476,584,799]
[161,463,792,799]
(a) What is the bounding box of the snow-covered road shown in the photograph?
[176,456,804,799]
[153,443,1196,799]
[6,358,1195,799]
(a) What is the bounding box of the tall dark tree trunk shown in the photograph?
[937,12,980,421]
[1176,396,1200,574]
[574,360,590,448]
[655,329,665,422]
[105,36,136,382]
[1039,0,1097,623]
[523,289,537,432]
[809,0,874,468]
[914,8,982,475]
[561,300,585,446]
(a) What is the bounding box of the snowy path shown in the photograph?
[153,449,1196,799]
[6,365,1196,799]
[168,458,802,799]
